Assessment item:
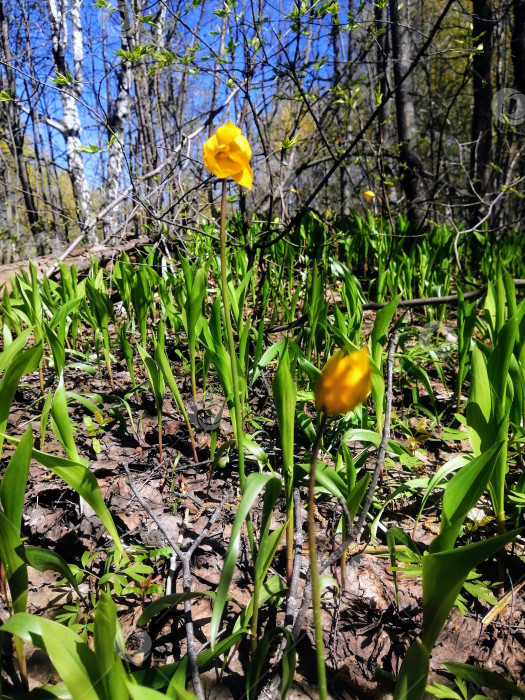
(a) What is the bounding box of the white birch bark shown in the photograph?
[103,0,132,240]
[47,0,95,243]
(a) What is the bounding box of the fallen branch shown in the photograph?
[268,281,525,334]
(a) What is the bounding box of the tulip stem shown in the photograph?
[219,180,246,491]
[219,179,258,645]
[308,412,328,700]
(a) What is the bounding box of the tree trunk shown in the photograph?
[0,0,42,248]
[375,1,393,203]
[389,0,425,227]
[470,0,493,201]
[47,0,94,243]
[512,0,525,95]
[103,0,132,240]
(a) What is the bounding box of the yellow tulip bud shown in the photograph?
[364,190,375,201]
[203,120,253,189]
[315,348,371,416]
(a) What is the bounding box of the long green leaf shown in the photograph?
[272,351,296,480]
[137,591,216,627]
[50,375,86,465]
[15,545,84,602]
[4,436,126,558]
[39,619,101,700]
[0,326,32,374]
[422,527,523,652]
[429,443,501,553]
[0,342,42,455]
[0,428,33,613]
[95,592,128,700]
[1,614,99,700]
[466,344,492,455]
[0,510,28,614]
[0,426,33,531]
[210,473,281,646]
[126,679,197,700]
[442,662,525,698]
[393,640,430,700]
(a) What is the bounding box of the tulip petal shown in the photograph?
[232,165,253,190]
[315,348,371,415]
[216,120,242,145]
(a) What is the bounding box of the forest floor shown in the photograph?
[0,251,524,699]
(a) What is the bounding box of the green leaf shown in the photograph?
[0,428,33,613]
[233,575,287,634]
[246,628,296,700]
[393,639,429,700]
[313,461,347,498]
[413,454,471,534]
[441,662,525,698]
[44,322,66,375]
[50,375,86,465]
[0,342,42,455]
[1,615,100,700]
[154,342,190,424]
[0,326,32,373]
[369,297,398,428]
[346,472,371,522]
[0,87,14,100]
[0,509,28,614]
[387,525,422,608]
[430,443,501,553]
[0,426,33,531]
[487,314,518,414]
[466,344,492,455]
[255,479,284,580]
[127,678,197,700]
[137,591,216,626]
[422,528,523,652]
[15,546,84,602]
[95,592,128,700]
[210,473,281,646]
[50,71,75,85]
[3,438,126,558]
[272,351,297,480]
[426,681,464,699]
[138,345,165,413]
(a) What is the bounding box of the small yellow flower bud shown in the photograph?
[315,348,371,416]
[364,190,376,201]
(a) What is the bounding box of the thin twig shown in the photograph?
[123,462,229,700]
[284,488,305,631]
[123,462,183,558]
[352,330,399,542]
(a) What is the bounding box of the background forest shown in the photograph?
[1,0,525,257]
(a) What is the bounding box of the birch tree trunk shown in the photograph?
[47,0,94,243]
[103,0,132,240]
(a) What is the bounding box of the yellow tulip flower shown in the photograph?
[203,120,253,189]
[364,190,375,201]
[315,348,371,415]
